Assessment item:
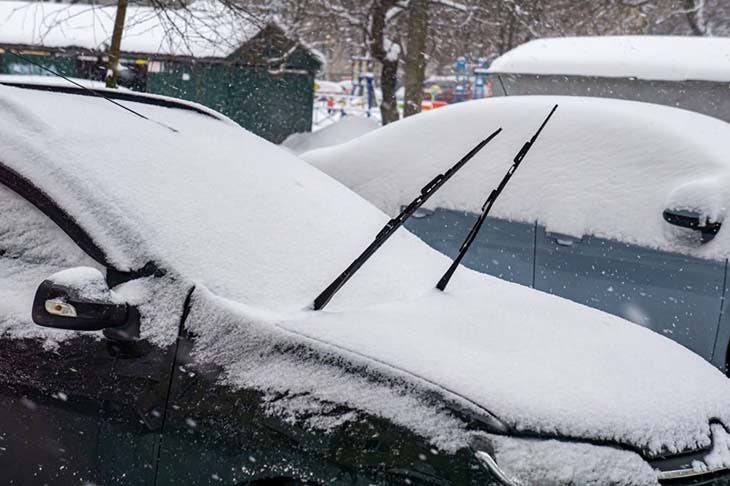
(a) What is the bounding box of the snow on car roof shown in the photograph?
[0,74,118,90]
[281,116,380,155]
[0,74,238,124]
[0,0,261,58]
[303,96,730,261]
[487,36,730,82]
[2,85,730,476]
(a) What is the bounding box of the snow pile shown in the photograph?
[0,0,262,58]
[281,116,380,155]
[303,96,730,261]
[488,36,730,82]
[697,424,730,472]
[48,267,111,301]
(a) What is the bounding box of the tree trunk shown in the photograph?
[106,0,129,88]
[380,59,400,124]
[403,0,428,118]
[368,0,400,125]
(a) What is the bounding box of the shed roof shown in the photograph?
[488,36,730,82]
[0,0,317,64]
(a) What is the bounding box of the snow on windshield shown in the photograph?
[0,85,482,312]
[302,96,730,261]
[488,36,730,82]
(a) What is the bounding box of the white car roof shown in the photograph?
[303,96,730,261]
[0,75,237,124]
[487,36,730,82]
[2,85,730,476]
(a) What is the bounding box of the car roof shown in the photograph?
[303,96,730,261]
[0,75,235,124]
[488,35,730,81]
[488,36,730,82]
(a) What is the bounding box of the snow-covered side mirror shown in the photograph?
[32,267,130,332]
[663,208,722,243]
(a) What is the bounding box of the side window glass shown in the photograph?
[0,183,100,335]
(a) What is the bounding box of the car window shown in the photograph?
[0,183,101,336]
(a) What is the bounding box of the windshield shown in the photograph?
[0,85,479,311]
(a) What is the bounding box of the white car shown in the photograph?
[303,96,730,378]
[0,83,729,486]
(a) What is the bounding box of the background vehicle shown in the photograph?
[302,96,730,376]
[487,36,730,123]
[2,85,730,485]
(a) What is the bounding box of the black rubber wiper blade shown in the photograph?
[437,104,558,291]
[313,127,503,310]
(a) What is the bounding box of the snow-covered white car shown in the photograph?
[302,96,730,378]
[1,84,730,486]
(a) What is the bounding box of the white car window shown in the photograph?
[0,183,100,337]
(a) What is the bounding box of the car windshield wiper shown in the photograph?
[313,127,503,310]
[437,104,558,291]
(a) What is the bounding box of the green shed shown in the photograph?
[0,1,322,143]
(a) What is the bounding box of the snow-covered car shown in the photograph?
[486,36,730,124]
[302,96,730,377]
[1,84,730,486]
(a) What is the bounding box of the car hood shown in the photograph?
[278,278,730,458]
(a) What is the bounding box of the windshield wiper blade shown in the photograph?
[313,127,503,310]
[436,104,558,291]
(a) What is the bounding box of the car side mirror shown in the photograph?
[663,208,722,243]
[32,267,129,332]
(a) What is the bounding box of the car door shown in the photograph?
[154,328,498,485]
[0,181,177,485]
[404,208,535,287]
[534,227,726,362]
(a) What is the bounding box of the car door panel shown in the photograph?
[712,265,730,375]
[0,335,176,485]
[404,208,535,287]
[534,227,725,360]
[0,180,178,485]
[155,335,498,485]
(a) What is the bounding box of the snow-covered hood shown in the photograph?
[277,280,730,458]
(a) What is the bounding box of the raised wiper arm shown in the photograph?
[313,127,503,310]
[437,104,558,291]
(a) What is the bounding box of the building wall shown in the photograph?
[146,61,314,143]
[0,50,74,77]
